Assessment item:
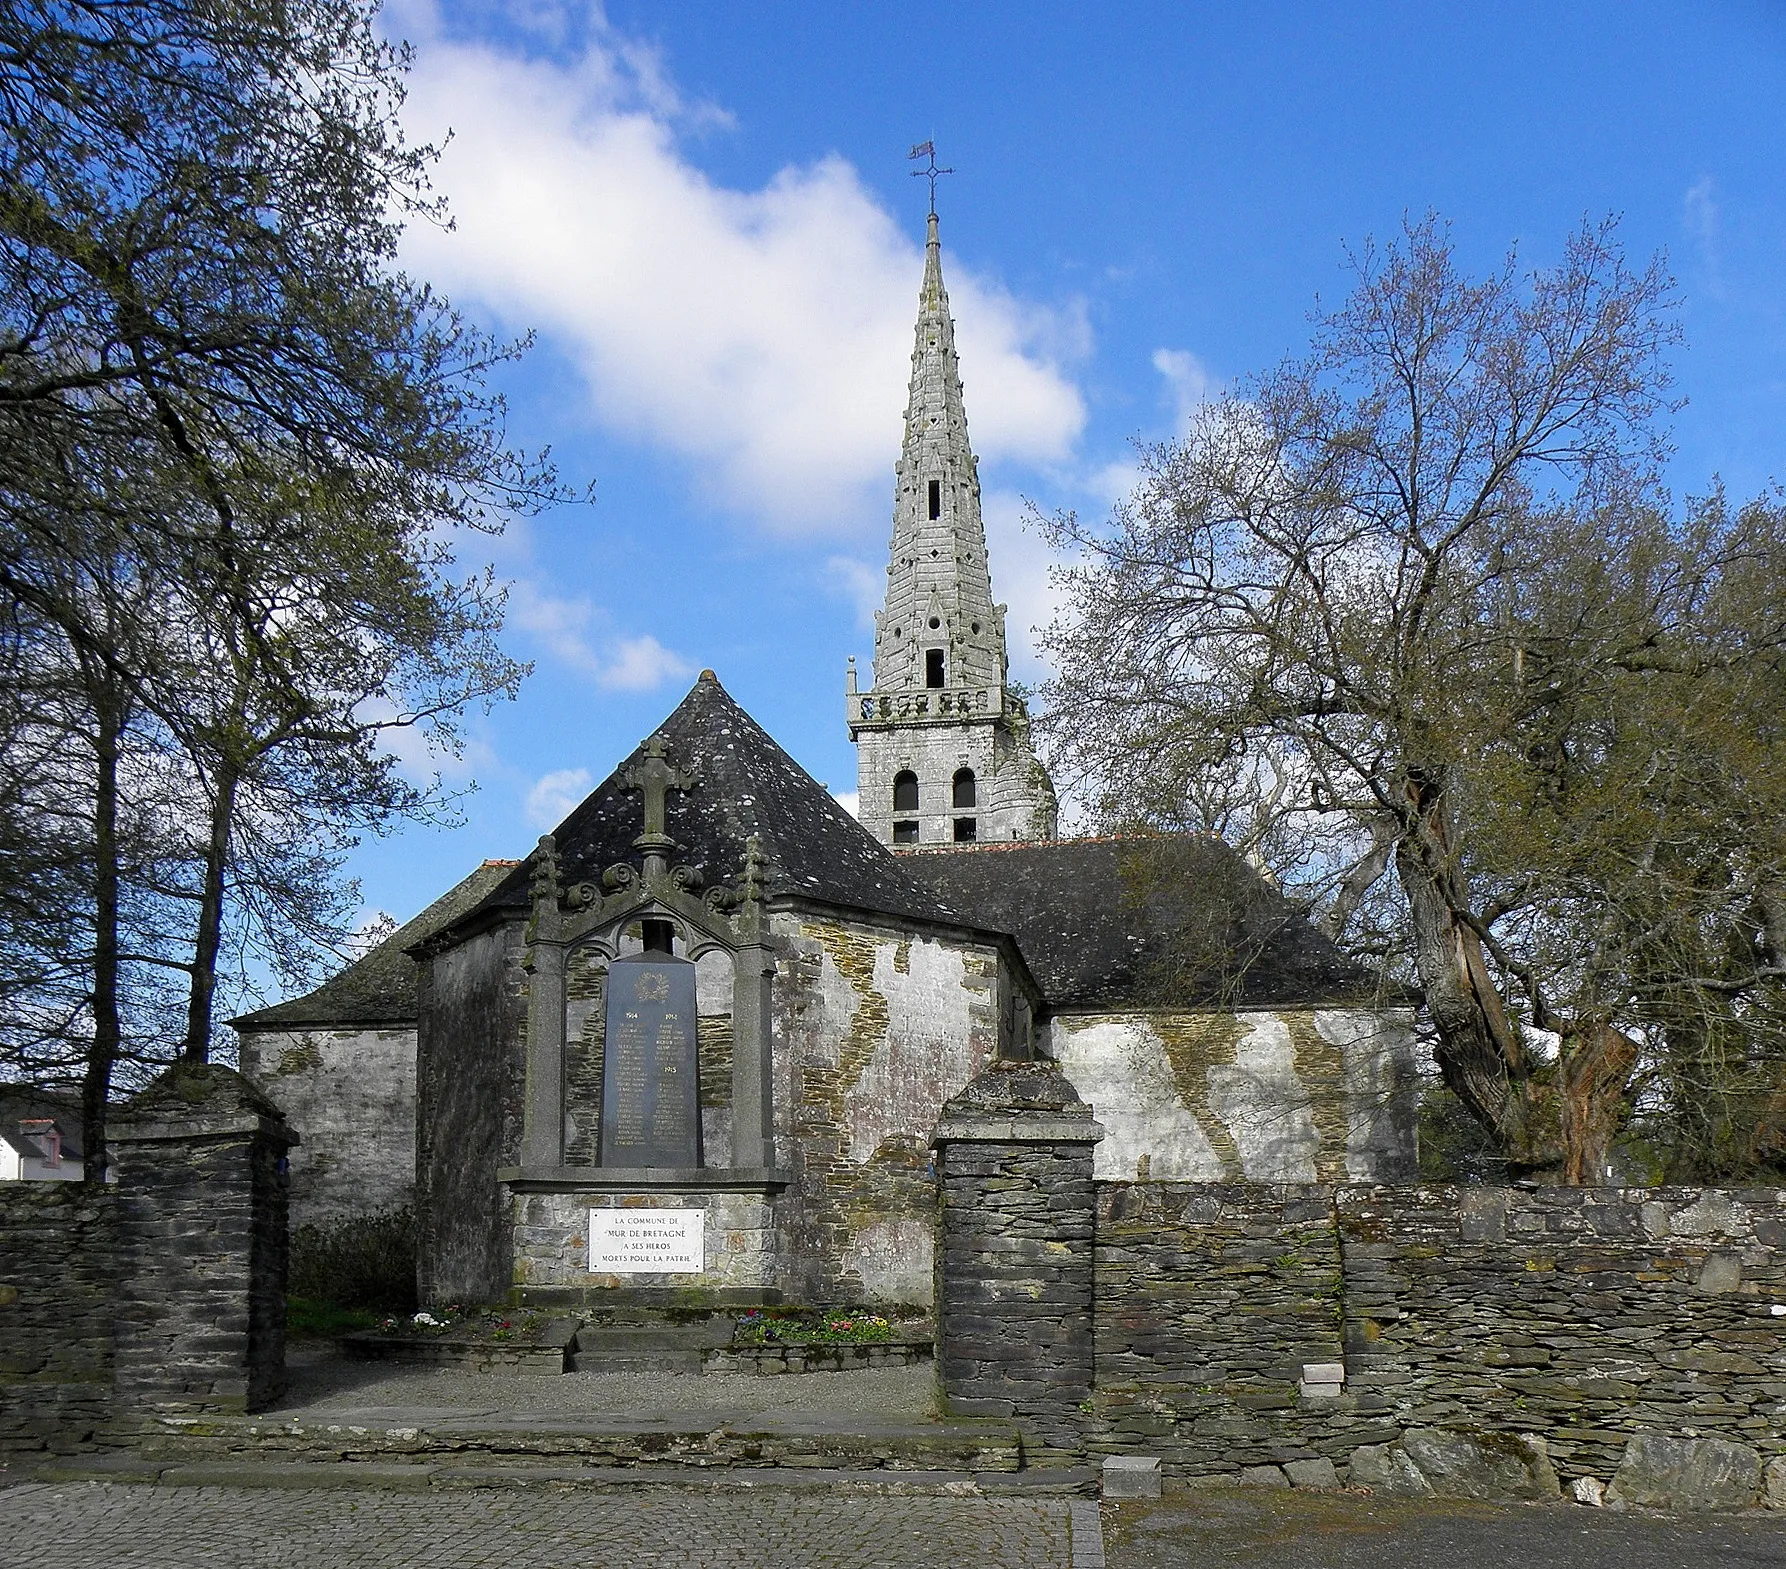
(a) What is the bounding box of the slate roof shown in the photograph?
[0,1090,84,1162]
[230,860,518,1029]
[467,672,968,932]
[900,836,1379,1011]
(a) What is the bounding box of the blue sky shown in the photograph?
[336,0,1786,948]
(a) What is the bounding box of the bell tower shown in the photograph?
[846,206,1057,848]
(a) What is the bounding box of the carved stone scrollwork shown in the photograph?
[672,864,704,894]
[602,863,637,893]
[705,883,741,915]
[742,835,769,905]
[562,881,597,911]
[530,835,560,907]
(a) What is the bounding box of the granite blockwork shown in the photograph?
[0,1065,295,1454]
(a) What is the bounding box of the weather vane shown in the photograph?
[908,141,953,216]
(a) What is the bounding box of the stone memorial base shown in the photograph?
[501,1167,789,1308]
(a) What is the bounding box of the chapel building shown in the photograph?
[236,214,1417,1310]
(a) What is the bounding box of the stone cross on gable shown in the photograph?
[623,737,697,880]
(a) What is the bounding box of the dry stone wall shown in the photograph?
[0,1064,294,1455]
[0,1184,117,1453]
[1082,1180,1786,1490]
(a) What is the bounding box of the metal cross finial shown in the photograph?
[908,140,953,216]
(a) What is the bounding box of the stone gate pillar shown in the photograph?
[109,1063,297,1416]
[932,1059,1102,1466]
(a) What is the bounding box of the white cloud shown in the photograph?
[825,555,884,629]
[1153,347,1220,431]
[603,634,693,692]
[394,6,1086,535]
[527,767,594,827]
[831,789,860,819]
[1684,175,1722,289]
[508,580,693,690]
[983,491,1075,685]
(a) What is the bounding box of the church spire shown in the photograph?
[872,210,1003,695]
[846,202,1057,849]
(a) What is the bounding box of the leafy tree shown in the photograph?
[1042,216,1786,1183]
[0,0,571,1176]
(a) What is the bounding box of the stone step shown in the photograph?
[567,1348,707,1374]
[130,1409,1026,1478]
[572,1325,729,1352]
[32,1452,1091,1495]
[568,1322,725,1374]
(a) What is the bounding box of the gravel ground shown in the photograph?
[278,1343,939,1422]
[1103,1487,1786,1569]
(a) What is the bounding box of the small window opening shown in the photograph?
[641,919,676,954]
[925,649,945,688]
[952,768,976,809]
[953,817,977,843]
[892,771,919,813]
[893,820,919,844]
[928,479,941,520]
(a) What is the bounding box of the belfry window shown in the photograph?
[925,648,945,688]
[892,771,919,814]
[953,817,977,843]
[893,820,919,844]
[952,768,976,809]
[928,479,941,520]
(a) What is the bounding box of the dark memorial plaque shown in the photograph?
[599,951,701,1167]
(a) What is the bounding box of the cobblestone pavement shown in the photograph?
[0,1481,1076,1569]
[1103,1488,1786,1568]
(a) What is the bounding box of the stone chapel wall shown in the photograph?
[771,912,1003,1304]
[1045,1007,1418,1184]
[415,919,528,1305]
[237,1023,416,1227]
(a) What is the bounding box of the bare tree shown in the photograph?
[1044,215,1786,1182]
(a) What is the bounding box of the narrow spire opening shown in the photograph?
[928,479,941,520]
[925,649,946,688]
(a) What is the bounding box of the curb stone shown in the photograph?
[1070,1499,1105,1567]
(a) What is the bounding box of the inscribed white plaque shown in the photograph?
[589,1208,705,1273]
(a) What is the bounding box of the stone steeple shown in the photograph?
[847,213,1057,848]
[870,211,1005,694]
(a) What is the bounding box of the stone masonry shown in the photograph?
[1082,1180,1786,1486]
[109,1063,297,1416]
[0,1064,296,1455]
[848,211,1056,847]
[933,1059,1101,1466]
[0,1183,116,1454]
